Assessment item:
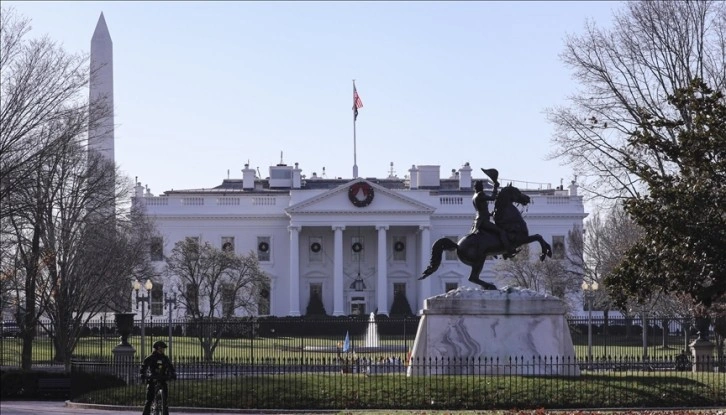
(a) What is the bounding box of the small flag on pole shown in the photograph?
[353,85,363,121]
[342,331,351,353]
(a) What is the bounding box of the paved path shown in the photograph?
[1,401,139,415]
[0,401,338,415]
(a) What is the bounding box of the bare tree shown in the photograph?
[583,204,643,311]
[7,138,154,369]
[165,238,268,361]
[41,148,154,368]
[495,227,584,312]
[547,0,726,204]
[0,216,22,318]
[0,8,151,369]
[0,7,98,217]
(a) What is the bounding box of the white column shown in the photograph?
[418,225,431,313]
[333,225,345,316]
[288,226,301,316]
[376,225,389,315]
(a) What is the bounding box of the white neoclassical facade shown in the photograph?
[134,162,587,318]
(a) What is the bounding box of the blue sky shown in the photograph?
[5,1,621,195]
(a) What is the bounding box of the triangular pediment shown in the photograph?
[285,179,434,215]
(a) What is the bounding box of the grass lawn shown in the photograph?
[73,371,726,410]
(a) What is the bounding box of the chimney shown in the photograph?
[568,180,579,196]
[408,165,419,189]
[416,165,440,188]
[458,162,472,190]
[135,181,144,199]
[292,162,302,188]
[242,163,256,190]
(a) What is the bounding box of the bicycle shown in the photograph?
[149,377,164,415]
[142,373,174,415]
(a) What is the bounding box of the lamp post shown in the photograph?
[133,279,153,356]
[164,292,177,361]
[581,280,599,363]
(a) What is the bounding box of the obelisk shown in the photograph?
[89,12,114,164]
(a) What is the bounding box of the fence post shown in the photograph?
[689,316,715,372]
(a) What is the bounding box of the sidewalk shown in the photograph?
[3,401,724,415]
[0,401,338,415]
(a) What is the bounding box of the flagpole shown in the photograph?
[353,79,358,178]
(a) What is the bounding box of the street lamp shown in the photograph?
[581,280,599,364]
[164,291,177,360]
[133,279,153,355]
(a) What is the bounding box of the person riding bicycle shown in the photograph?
[140,340,176,415]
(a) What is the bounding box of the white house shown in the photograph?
[133,162,587,318]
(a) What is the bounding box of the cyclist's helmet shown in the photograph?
[153,341,168,350]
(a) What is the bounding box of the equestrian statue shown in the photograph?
[419,168,552,290]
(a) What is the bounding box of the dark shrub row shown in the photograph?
[0,369,124,400]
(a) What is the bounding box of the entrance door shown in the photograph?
[350,295,366,315]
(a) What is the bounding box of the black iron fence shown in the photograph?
[63,355,723,409]
[1,315,724,408]
[1,315,717,367]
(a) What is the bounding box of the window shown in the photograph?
[351,236,364,262]
[222,284,235,317]
[150,237,163,261]
[444,236,458,261]
[270,169,292,179]
[222,236,235,253]
[257,236,271,261]
[309,236,323,262]
[258,281,271,315]
[393,283,406,295]
[392,236,406,261]
[445,282,458,293]
[186,283,199,316]
[552,235,565,259]
[350,296,366,316]
[151,284,164,316]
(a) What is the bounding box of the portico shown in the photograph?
[285,180,435,316]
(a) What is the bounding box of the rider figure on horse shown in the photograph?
[471,168,515,257]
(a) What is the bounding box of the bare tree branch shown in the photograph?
[547,0,726,202]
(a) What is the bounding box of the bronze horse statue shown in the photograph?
[419,185,553,290]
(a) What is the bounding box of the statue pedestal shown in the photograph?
[689,338,715,372]
[112,344,137,384]
[407,287,579,377]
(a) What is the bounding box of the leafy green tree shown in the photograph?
[606,79,726,310]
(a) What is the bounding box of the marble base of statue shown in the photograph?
[406,286,580,377]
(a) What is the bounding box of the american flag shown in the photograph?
[353,86,363,121]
